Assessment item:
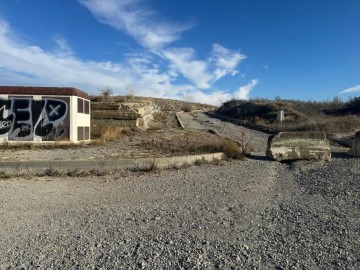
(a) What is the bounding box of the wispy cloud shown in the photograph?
[340,84,360,94]
[162,48,213,89]
[234,79,259,100]
[0,0,257,106]
[53,36,74,56]
[78,0,193,50]
[80,0,246,90]
[211,44,246,74]
[162,45,246,89]
[0,19,178,96]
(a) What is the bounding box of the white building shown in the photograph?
[0,86,91,143]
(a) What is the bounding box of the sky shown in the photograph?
[0,0,359,105]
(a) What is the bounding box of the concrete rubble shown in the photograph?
[347,131,360,157]
[267,131,331,161]
[92,101,160,129]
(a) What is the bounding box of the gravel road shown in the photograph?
[0,112,359,269]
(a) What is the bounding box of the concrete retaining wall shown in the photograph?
[0,153,224,171]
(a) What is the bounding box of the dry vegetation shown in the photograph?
[91,122,132,142]
[91,120,244,159]
[91,95,215,112]
[89,95,244,159]
[218,97,360,133]
[134,129,243,159]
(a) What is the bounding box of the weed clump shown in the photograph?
[220,140,243,160]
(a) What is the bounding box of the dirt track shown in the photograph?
[0,112,359,269]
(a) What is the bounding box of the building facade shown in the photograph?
[0,86,91,143]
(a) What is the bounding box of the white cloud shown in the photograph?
[162,48,213,89]
[234,79,259,100]
[80,0,246,90]
[53,36,73,56]
[211,44,246,73]
[0,0,254,107]
[340,85,360,94]
[0,19,186,97]
[78,0,193,50]
[162,45,246,89]
[187,90,233,106]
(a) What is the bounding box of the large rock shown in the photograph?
[266,131,331,161]
[348,131,360,157]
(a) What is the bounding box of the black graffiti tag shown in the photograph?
[0,98,68,140]
[34,99,68,138]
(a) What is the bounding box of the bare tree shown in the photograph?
[100,87,113,97]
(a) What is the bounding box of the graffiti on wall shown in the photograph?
[0,97,69,141]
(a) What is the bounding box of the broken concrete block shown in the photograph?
[266,131,331,161]
[347,131,360,157]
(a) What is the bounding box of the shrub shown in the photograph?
[220,140,243,159]
[180,103,192,112]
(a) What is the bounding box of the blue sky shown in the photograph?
[0,0,359,105]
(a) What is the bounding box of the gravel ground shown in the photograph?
[0,159,282,269]
[0,112,359,269]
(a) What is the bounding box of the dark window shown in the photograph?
[78,126,90,141]
[78,98,84,113]
[85,126,90,140]
[84,100,90,114]
[77,126,84,141]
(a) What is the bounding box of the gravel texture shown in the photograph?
[0,112,359,269]
[0,129,220,162]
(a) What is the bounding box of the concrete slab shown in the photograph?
[348,131,360,157]
[267,131,331,161]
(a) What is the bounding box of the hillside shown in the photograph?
[217,98,360,133]
[91,95,216,112]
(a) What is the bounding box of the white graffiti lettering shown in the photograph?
[0,120,12,129]
[49,104,61,116]
[0,97,69,140]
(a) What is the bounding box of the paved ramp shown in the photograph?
[177,111,270,155]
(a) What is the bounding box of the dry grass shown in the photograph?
[219,98,360,133]
[130,159,159,172]
[149,112,179,130]
[142,130,243,159]
[266,115,360,133]
[91,122,130,141]
[220,140,243,159]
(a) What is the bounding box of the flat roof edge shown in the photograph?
[0,86,91,100]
